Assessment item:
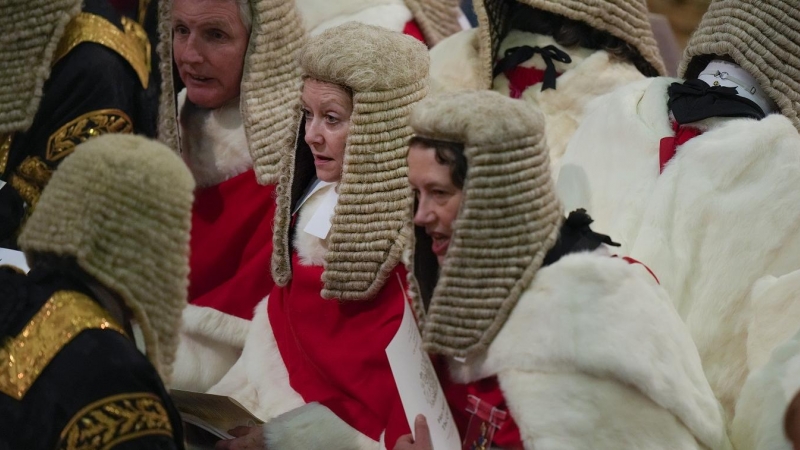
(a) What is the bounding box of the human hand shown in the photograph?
[214,426,266,450]
[393,415,433,450]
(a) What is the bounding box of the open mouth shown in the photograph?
[189,74,212,83]
[429,232,450,256]
[313,154,334,165]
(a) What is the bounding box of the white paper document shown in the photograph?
[386,301,461,449]
[0,248,30,273]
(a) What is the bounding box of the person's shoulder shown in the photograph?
[49,332,182,449]
[0,290,131,399]
[52,2,150,90]
[429,28,483,94]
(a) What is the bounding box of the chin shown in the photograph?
[315,169,342,183]
[436,255,445,265]
[186,89,232,110]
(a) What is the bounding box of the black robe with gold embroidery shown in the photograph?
[0,266,184,450]
[0,0,158,248]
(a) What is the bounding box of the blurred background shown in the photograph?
[648,0,711,48]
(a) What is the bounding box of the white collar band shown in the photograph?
[698,60,776,115]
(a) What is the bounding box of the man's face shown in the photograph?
[172,0,249,109]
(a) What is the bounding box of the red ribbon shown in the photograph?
[659,121,702,173]
[466,395,508,429]
[500,66,561,99]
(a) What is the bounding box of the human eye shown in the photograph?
[207,29,228,41]
[174,24,189,35]
[301,108,312,120]
[325,114,340,124]
[432,189,453,202]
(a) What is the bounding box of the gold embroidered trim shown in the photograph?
[16,156,52,186]
[53,12,150,88]
[0,291,126,400]
[122,16,152,75]
[138,0,152,26]
[58,392,173,450]
[9,156,52,207]
[47,109,134,162]
[0,133,12,174]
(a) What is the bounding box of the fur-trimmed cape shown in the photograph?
[446,252,731,450]
[557,76,800,421]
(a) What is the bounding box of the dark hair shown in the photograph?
[507,5,660,77]
[408,136,468,309]
[408,136,468,189]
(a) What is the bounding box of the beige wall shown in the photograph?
[648,0,711,49]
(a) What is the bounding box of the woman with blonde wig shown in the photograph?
[211,22,430,450]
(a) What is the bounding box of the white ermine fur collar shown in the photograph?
[178,89,252,188]
[296,0,411,36]
[294,183,336,267]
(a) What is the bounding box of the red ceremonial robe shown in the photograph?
[189,168,276,320]
[268,252,411,448]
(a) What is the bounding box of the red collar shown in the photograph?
[659,121,703,173]
[500,65,561,99]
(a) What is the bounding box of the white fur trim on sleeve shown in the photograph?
[208,298,306,421]
[171,305,251,392]
[732,328,800,450]
[263,402,380,450]
[181,304,250,347]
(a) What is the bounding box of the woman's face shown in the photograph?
[408,144,464,264]
[301,79,353,182]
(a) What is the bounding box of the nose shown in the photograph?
[304,118,323,147]
[413,196,435,227]
[179,35,203,64]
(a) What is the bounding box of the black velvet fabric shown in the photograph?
[667,79,766,125]
[0,267,184,450]
[541,209,619,267]
[0,0,159,248]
